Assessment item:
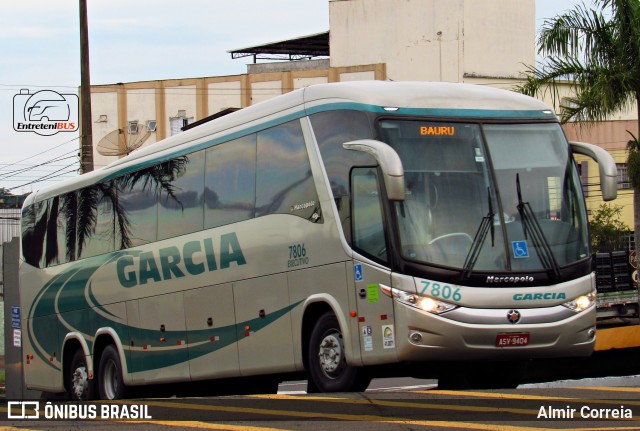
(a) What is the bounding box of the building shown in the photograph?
[86,0,638,233]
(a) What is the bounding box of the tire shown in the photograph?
[98,345,126,400]
[68,349,93,400]
[307,312,371,392]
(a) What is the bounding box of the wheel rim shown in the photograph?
[102,358,119,400]
[71,364,89,400]
[317,330,345,379]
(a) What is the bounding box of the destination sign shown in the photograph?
[419,125,455,136]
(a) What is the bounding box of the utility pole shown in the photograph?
[79,0,94,173]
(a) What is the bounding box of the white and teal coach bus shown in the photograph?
[20,81,617,399]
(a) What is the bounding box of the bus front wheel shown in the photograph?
[307,312,371,392]
[68,349,93,400]
[98,345,126,400]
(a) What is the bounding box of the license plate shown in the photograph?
[496,333,529,347]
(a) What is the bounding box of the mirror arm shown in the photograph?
[570,141,618,201]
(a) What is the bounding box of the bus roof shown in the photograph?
[25,81,556,205]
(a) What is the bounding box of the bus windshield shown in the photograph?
[378,120,590,274]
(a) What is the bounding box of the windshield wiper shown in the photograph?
[462,188,495,278]
[516,174,561,278]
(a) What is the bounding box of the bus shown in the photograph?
[19,81,618,399]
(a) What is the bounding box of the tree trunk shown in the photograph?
[634,94,640,267]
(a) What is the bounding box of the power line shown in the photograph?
[8,164,79,191]
[0,137,79,171]
[0,152,78,181]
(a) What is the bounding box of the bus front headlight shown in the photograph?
[562,290,596,312]
[383,286,457,315]
[416,296,457,314]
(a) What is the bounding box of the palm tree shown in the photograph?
[516,0,640,258]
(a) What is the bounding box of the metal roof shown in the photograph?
[228,31,329,62]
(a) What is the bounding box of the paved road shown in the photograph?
[1,376,639,431]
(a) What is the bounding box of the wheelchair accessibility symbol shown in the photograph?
[512,241,529,259]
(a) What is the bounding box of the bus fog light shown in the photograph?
[410,332,423,343]
[588,328,596,339]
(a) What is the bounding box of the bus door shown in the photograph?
[351,168,397,364]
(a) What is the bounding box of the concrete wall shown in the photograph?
[126,87,157,149]
[463,0,535,78]
[329,0,534,81]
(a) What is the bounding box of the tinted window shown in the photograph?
[309,110,375,239]
[117,172,159,247]
[352,168,388,262]
[158,152,205,240]
[58,192,77,263]
[21,203,43,267]
[205,135,256,229]
[310,110,375,196]
[256,120,321,222]
[20,204,42,266]
[77,182,116,259]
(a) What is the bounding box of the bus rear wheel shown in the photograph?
[307,312,370,392]
[98,345,126,400]
[68,349,93,400]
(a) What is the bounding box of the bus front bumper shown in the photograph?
[393,302,596,362]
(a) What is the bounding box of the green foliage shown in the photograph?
[589,203,630,252]
[515,0,640,125]
[627,132,640,188]
[516,0,640,255]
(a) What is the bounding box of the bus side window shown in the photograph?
[205,134,257,229]
[309,110,376,243]
[58,192,77,263]
[117,169,159,247]
[351,168,388,263]
[158,152,205,240]
[256,120,321,222]
[21,203,42,267]
[77,182,116,259]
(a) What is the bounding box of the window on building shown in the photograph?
[617,163,631,189]
[170,116,194,136]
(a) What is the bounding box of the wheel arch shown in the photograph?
[61,333,91,393]
[301,294,361,372]
[93,328,131,385]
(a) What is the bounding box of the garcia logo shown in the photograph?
[513,292,567,301]
[13,89,79,136]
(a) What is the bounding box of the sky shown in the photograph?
[0,0,591,195]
